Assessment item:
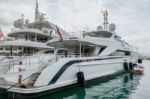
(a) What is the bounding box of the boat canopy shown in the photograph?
[27,21,68,37]
[1,40,53,49]
[48,39,96,48]
[8,29,52,38]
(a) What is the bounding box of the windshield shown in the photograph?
[85,31,112,38]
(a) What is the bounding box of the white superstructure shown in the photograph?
[0,0,68,74]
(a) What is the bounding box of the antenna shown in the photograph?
[21,14,24,21]
[36,0,38,8]
[102,9,108,31]
[35,0,39,22]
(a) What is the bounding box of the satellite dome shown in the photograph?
[97,25,103,31]
[25,19,30,25]
[13,19,24,28]
[109,23,116,32]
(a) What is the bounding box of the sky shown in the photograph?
[0,0,149,56]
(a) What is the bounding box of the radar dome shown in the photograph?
[13,19,24,28]
[25,19,30,25]
[109,23,116,32]
[97,25,103,31]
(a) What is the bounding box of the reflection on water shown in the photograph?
[39,73,142,99]
[39,87,86,99]
[85,73,141,99]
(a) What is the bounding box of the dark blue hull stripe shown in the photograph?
[48,60,81,84]
[48,57,124,85]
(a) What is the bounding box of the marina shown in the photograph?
[0,0,148,99]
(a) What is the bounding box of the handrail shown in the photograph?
[56,53,88,58]
[0,55,40,64]
[6,55,57,90]
[6,68,44,90]
[7,56,56,89]
[0,55,46,74]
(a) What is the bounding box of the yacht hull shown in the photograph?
[0,56,137,98]
[7,70,124,99]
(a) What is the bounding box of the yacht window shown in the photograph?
[44,50,54,54]
[0,47,3,50]
[86,31,112,38]
[114,36,118,38]
[5,47,10,50]
[109,50,131,56]
[58,50,64,54]
[98,47,106,55]
[109,50,125,56]
[125,51,131,56]
[93,34,112,38]
[79,46,91,56]
[12,47,17,50]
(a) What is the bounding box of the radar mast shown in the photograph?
[102,9,108,31]
[35,0,39,22]
[35,0,46,22]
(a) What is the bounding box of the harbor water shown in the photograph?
[0,60,149,99]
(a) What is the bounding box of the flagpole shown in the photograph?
[79,31,82,57]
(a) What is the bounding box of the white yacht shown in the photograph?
[0,10,142,98]
[0,0,67,74]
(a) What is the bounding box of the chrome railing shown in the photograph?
[56,53,88,58]
[54,53,88,61]
[0,55,48,74]
[0,53,89,74]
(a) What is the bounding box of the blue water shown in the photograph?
[1,60,150,99]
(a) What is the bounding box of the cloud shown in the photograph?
[0,0,35,34]
[47,0,103,32]
[0,0,149,55]
[102,0,150,55]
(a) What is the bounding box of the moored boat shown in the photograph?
[0,0,68,75]
[0,5,143,99]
